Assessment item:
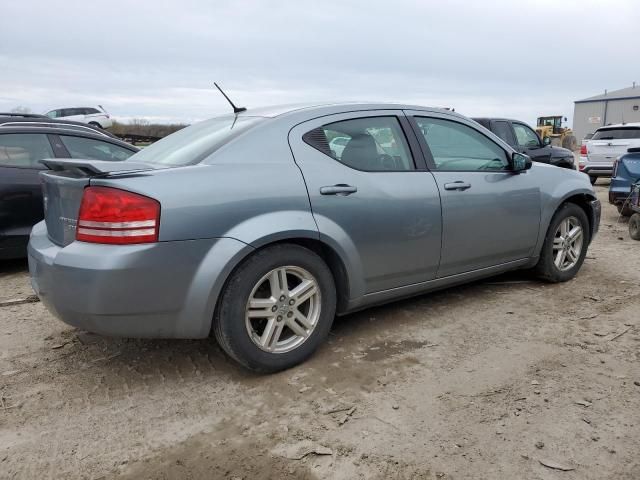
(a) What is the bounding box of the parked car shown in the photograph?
[0,118,138,259]
[472,118,575,169]
[579,123,640,185]
[28,103,600,372]
[45,106,113,129]
[609,147,640,215]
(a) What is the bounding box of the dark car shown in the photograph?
[473,118,575,169]
[609,148,640,215]
[0,117,138,259]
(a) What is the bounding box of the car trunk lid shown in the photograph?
[39,159,155,246]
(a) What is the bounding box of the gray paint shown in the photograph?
[28,102,600,339]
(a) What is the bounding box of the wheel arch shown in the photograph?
[208,235,354,337]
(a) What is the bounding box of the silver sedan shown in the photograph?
[28,103,600,372]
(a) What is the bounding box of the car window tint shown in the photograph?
[415,117,508,171]
[0,133,54,168]
[304,116,414,171]
[592,128,640,140]
[513,123,540,148]
[46,110,58,118]
[59,135,134,161]
[492,121,515,146]
[85,108,100,114]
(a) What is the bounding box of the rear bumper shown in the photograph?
[28,221,250,338]
[608,178,632,205]
[583,165,613,177]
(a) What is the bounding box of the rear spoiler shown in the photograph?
[627,147,640,153]
[40,158,155,175]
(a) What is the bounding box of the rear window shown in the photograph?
[127,115,264,166]
[592,128,640,140]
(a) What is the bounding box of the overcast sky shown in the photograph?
[1,0,638,126]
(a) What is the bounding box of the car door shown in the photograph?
[406,112,540,278]
[512,122,552,164]
[0,132,54,250]
[52,134,136,161]
[289,111,442,295]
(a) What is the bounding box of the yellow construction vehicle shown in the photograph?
[535,116,577,150]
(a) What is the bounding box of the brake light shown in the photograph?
[580,144,588,155]
[612,159,619,177]
[76,186,160,244]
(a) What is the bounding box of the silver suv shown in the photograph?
[579,123,640,184]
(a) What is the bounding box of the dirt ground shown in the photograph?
[1,184,638,480]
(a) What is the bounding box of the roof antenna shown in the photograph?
[214,82,246,114]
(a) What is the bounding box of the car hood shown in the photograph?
[549,146,574,157]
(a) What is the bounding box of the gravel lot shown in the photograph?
[1,184,638,480]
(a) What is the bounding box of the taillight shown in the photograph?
[580,144,588,155]
[612,159,619,177]
[76,186,160,244]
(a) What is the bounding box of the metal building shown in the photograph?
[573,84,640,142]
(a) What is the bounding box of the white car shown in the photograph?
[45,106,113,129]
[579,122,640,184]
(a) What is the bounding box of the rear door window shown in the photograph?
[303,116,414,171]
[0,133,54,168]
[592,128,640,140]
[59,135,134,161]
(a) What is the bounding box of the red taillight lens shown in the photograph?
[580,144,588,155]
[76,186,160,244]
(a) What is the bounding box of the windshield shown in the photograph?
[592,127,640,140]
[127,115,265,166]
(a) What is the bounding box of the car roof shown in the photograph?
[234,102,461,119]
[471,117,528,124]
[596,122,640,129]
[0,116,115,136]
[0,123,138,151]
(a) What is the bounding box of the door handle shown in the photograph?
[320,184,357,196]
[443,181,471,191]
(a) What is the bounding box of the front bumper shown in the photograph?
[28,221,249,338]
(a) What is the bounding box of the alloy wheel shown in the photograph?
[245,266,321,353]
[552,216,584,271]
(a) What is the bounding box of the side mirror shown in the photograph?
[543,136,551,146]
[511,152,532,172]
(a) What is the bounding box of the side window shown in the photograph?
[492,121,516,146]
[85,108,100,114]
[0,133,54,168]
[60,109,72,117]
[58,136,134,161]
[303,116,414,171]
[513,123,540,148]
[415,117,508,171]
[46,110,58,119]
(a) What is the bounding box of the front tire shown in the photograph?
[88,121,102,129]
[534,203,590,283]
[213,244,336,373]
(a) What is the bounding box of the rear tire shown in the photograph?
[629,213,640,241]
[589,176,597,185]
[88,121,102,129]
[534,203,590,283]
[213,244,336,373]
